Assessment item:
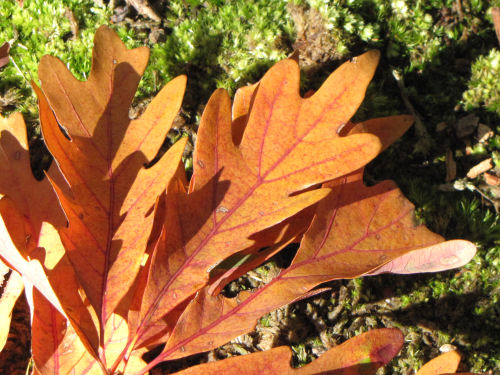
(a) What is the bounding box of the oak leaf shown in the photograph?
[415,351,461,375]
[146,116,475,364]
[37,25,187,333]
[171,328,403,375]
[132,51,383,344]
[0,26,478,375]
[414,351,482,375]
[0,111,76,355]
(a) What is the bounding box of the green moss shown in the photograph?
[259,315,272,327]
[148,0,294,116]
[462,49,500,116]
[291,342,309,366]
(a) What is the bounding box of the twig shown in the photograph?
[454,179,499,213]
[392,68,432,154]
[127,0,161,22]
[455,0,464,21]
[9,52,31,84]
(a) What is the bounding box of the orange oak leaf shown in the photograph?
[0,111,93,360]
[0,101,104,360]
[37,25,187,334]
[1,24,480,375]
[132,52,383,342]
[415,351,461,375]
[0,111,71,323]
[146,328,403,375]
[152,141,474,361]
[201,79,416,295]
[206,114,417,295]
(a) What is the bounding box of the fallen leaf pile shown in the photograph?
[0,26,477,374]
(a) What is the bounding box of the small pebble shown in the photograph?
[455,114,479,138]
[439,343,457,352]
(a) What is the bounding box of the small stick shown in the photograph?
[392,68,432,153]
[127,0,161,22]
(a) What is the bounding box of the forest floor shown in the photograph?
[0,0,499,374]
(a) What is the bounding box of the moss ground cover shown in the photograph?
[0,0,498,373]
